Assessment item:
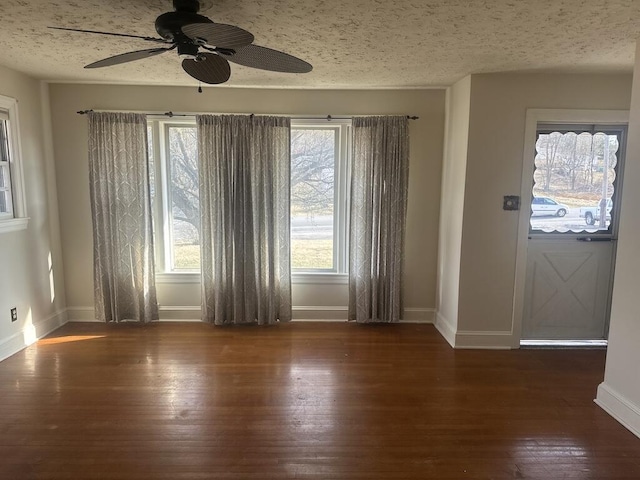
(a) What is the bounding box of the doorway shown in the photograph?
[513,110,628,347]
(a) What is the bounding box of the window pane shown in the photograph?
[0,161,13,217]
[147,125,155,202]
[168,126,200,270]
[531,131,619,233]
[0,164,11,215]
[0,121,9,162]
[0,120,12,216]
[291,129,335,270]
[0,189,7,214]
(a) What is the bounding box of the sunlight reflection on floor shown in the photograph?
[37,335,106,346]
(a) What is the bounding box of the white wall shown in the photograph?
[0,67,66,361]
[48,84,445,322]
[435,76,471,345]
[437,73,633,348]
[596,42,640,439]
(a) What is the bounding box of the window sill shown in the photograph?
[155,272,349,285]
[155,272,200,284]
[292,273,348,285]
[0,217,29,234]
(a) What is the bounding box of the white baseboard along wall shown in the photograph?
[0,309,68,362]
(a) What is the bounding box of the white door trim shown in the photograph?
[511,109,629,348]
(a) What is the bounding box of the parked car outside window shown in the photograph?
[531,196,569,217]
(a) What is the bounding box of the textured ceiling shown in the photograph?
[0,0,638,88]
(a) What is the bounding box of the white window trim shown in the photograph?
[155,272,200,284]
[148,116,352,285]
[290,118,351,280]
[0,94,28,233]
[0,217,29,234]
[291,272,349,284]
[154,271,350,285]
[149,117,200,277]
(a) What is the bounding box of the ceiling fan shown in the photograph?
[49,0,313,85]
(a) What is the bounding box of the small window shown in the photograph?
[0,116,13,218]
[148,119,200,273]
[530,126,625,234]
[290,120,350,274]
[0,95,28,233]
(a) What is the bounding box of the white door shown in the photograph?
[522,124,626,341]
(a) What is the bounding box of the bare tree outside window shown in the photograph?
[148,119,350,274]
[290,128,335,269]
[531,130,619,233]
[168,126,200,269]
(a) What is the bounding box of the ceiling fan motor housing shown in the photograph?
[155,11,213,41]
[173,0,202,13]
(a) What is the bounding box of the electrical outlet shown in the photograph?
[10,307,17,322]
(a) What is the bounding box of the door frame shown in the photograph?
[511,109,629,348]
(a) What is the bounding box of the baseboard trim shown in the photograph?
[67,306,203,322]
[66,306,99,322]
[434,312,515,349]
[67,305,345,322]
[292,306,347,321]
[292,306,435,322]
[0,309,68,362]
[67,305,435,323]
[401,308,435,323]
[435,311,456,347]
[595,383,640,439]
[454,329,514,349]
[159,306,201,321]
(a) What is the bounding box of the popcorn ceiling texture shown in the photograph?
[0,0,638,88]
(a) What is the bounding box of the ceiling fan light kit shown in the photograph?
[50,0,312,85]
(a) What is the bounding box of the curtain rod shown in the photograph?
[76,110,419,120]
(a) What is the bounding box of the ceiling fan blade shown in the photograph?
[219,44,312,73]
[49,27,167,43]
[182,53,231,84]
[181,23,254,49]
[85,47,174,69]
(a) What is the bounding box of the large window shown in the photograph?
[290,119,350,275]
[148,117,351,279]
[0,94,27,233]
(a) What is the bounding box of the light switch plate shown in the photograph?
[503,195,520,211]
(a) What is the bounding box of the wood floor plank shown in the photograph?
[0,322,638,479]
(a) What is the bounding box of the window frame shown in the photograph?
[0,94,28,234]
[0,112,14,219]
[148,116,201,281]
[290,118,351,284]
[529,123,627,237]
[148,116,352,285]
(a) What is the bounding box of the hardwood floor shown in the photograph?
[0,322,638,479]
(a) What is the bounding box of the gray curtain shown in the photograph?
[88,112,159,323]
[349,116,409,323]
[197,115,292,325]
